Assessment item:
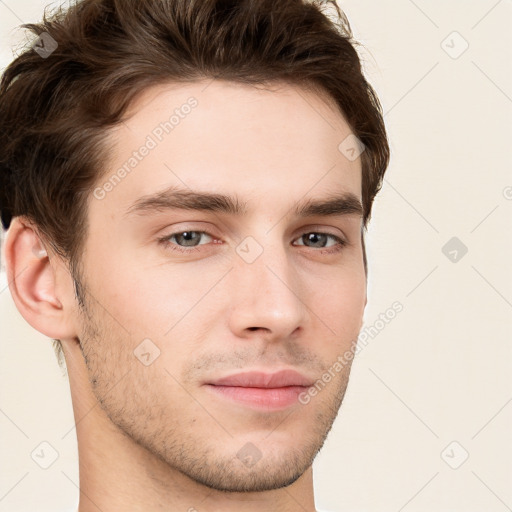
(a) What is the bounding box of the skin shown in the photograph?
[5,79,367,512]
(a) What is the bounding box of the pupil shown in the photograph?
[307,233,325,247]
[180,231,198,246]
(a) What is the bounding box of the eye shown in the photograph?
[157,230,214,253]
[293,232,347,253]
[157,229,347,255]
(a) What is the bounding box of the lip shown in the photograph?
[207,369,315,388]
[203,370,314,410]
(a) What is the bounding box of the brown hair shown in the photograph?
[0,0,390,366]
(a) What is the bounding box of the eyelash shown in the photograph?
[157,230,347,255]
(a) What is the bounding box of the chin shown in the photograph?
[185,460,309,493]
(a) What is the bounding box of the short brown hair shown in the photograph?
[0,0,390,365]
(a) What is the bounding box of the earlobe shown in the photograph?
[4,217,77,340]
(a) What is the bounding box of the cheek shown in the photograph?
[86,248,215,336]
[307,270,366,339]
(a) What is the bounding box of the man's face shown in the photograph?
[74,80,366,492]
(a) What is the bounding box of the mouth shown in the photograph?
[203,369,314,411]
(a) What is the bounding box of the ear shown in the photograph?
[3,217,78,340]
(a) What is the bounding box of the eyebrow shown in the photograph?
[123,186,363,219]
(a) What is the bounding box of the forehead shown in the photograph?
[93,79,362,220]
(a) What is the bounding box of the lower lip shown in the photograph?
[204,384,308,410]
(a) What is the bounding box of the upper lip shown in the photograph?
[206,369,315,388]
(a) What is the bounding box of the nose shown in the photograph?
[226,238,308,342]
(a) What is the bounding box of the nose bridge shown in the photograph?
[227,232,307,337]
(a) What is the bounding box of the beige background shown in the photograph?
[1,1,511,511]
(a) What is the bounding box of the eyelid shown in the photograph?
[297,224,346,238]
